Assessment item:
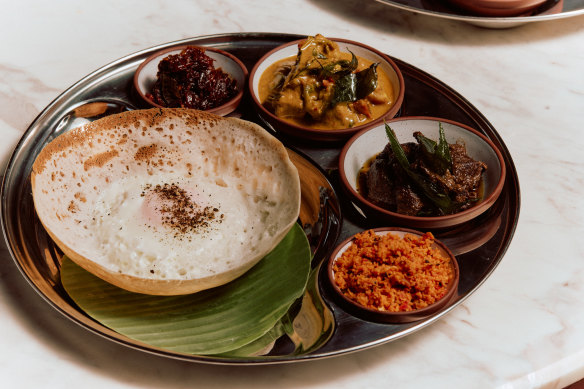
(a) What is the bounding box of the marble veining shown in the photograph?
[1,0,584,388]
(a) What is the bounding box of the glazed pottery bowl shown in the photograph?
[248,37,405,142]
[327,227,459,323]
[338,117,506,229]
[134,45,248,116]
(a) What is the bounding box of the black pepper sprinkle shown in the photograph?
[141,182,222,239]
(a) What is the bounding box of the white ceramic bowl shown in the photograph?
[339,117,506,229]
[249,37,405,142]
[134,45,248,116]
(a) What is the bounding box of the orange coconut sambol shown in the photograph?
[332,229,455,312]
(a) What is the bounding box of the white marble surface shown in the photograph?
[1,0,584,388]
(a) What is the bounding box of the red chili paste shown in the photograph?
[147,47,238,110]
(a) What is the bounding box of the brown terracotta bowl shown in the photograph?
[133,45,248,116]
[446,0,548,16]
[327,227,459,323]
[248,37,405,142]
[338,117,506,229]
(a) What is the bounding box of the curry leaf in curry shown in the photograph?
[314,51,358,79]
[355,63,379,100]
[331,74,357,105]
[331,62,379,105]
[384,123,456,214]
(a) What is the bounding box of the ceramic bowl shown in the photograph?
[447,0,548,16]
[134,45,248,116]
[339,117,506,229]
[248,37,405,142]
[327,227,459,323]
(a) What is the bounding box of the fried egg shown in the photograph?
[91,174,275,279]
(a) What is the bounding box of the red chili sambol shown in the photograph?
[146,46,238,110]
[332,230,454,312]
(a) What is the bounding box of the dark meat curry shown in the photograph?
[358,124,487,216]
[259,35,395,130]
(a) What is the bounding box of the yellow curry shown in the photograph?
[259,34,395,130]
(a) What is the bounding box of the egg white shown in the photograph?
[89,174,274,280]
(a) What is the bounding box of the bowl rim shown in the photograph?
[338,116,507,228]
[450,0,546,7]
[133,44,248,115]
[247,37,405,140]
[326,227,460,323]
[446,0,548,16]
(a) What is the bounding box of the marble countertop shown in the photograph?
[1,1,583,388]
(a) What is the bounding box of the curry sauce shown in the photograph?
[258,35,395,130]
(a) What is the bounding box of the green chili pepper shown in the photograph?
[414,123,452,175]
[385,123,456,214]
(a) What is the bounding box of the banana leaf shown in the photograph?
[214,321,285,357]
[61,223,311,356]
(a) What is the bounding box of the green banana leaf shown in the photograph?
[61,223,311,356]
[215,320,286,357]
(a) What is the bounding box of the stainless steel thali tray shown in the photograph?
[375,0,584,28]
[1,33,520,364]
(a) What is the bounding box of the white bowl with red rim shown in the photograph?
[248,37,405,142]
[338,117,506,229]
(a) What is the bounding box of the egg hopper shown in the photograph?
[30,108,301,295]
